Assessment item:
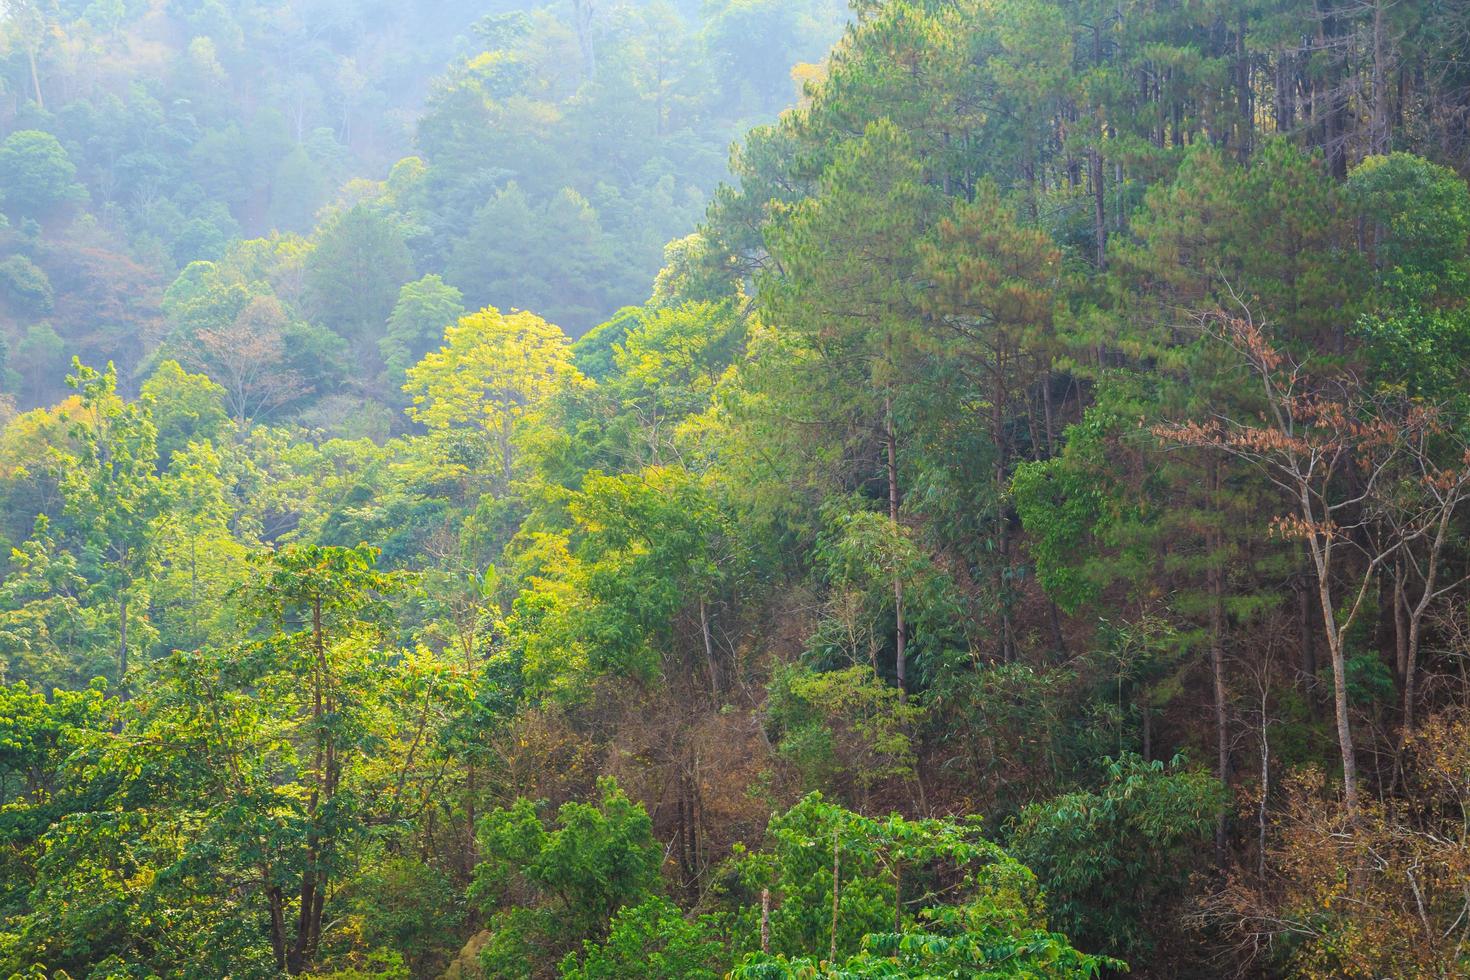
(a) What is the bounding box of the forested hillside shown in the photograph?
[0,0,845,412]
[4,0,1470,977]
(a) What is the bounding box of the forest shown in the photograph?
[3,0,1470,977]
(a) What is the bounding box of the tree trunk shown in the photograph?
[1311,549,1360,813]
[117,594,128,685]
[1209,569,1230,862]
[1089,147,1107,269]
[700,598,720,697]
[991,394,1015,661]
[1298,575,1319,720]
[1371,0,1390,153]
[1393,564,1409,685]
[572,0,597,82]
[269,885,288,972]
[290,597,332,972]
[886,398,906,701]
[27,46,43,111]
[830,822,841,963]
[760,889,771,953]
[1208,462,1230,864]
[464,634,479,871]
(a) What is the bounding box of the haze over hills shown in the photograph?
[5,2,1470,979]
[0,0,847,414]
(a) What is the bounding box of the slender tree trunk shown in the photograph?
[700,598,720,697]
[1371,0,1390,153]
[269,885,288,972]
[1298,575,1320,720]
[1393,563,1409,685]
[830,822,841,963]
[572,0,597,82]
[27,46,43,111]
[760,889,771,954]
[1258,686,1270,877]
[992,396,1015,661]
[1236,14,1253,159]
[464,636,478,873]
[291,598,331,972]
[1089,147,1107,269]
[1209,573,1229,860]
[117,594,128,684]
[1141,697,1152,762]
[1208,463,1230,864]
[1309,540,1360,813]
[1041,369,1057,456]
[886,398,906,700]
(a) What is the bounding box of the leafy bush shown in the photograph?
[471,777,663,978]
[1008,754,1224,963]
[0,255,53,315]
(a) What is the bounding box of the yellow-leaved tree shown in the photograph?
[404,307,588,493]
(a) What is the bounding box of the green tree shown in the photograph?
[380,274,465,379]
[472,777,664,978]
[140,359,229,465]
[305,205,415,345]
[0,254,53,316]
[57,361,164,686]
[560,896,725,980]
[1008,755,1224,962]
[0,131,84,221]
[728,793,1114,977]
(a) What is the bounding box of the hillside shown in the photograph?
[4,1,1470,978]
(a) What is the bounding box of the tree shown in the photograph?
[504,463,727,701]
[446,185,616,335]
[603,300,744,468]
[728,793,1116,978]
[0,516,108,687]
[140,359,229,465]
[12,323,65,406]
[403,306,587,493]
[305,204,414,345]
[561,897,725,980]
[380,274,465,379]
[58,361,163,687]
[767,663,923,809]
[471,777,664,977]
[0,254,53,316]
[1008,754,1224,963]
[758,118,935,699]
[915,180,1064,661]
[0,545,452,977]
[1156,311,1470,813]
[237,543,403,973]
[0,131,84,221]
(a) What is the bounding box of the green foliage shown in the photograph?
[1008,754,1225,960]
[1012,409,1145,616]
[473,777,663,978]
[1348,152,1470,305]
[0,131,84,220]
[306,205,416,342]
[0,255,53,315]
[140,359,228,464]
[726,794,1117,977]
[768,664,921,803]
[354,858,465,978]
[380,274,465,379]
[4,3,1470,977]
[560,896,725,980]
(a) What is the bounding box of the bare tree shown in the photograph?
[1157,309,1465,814]
[187,295,307,426]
